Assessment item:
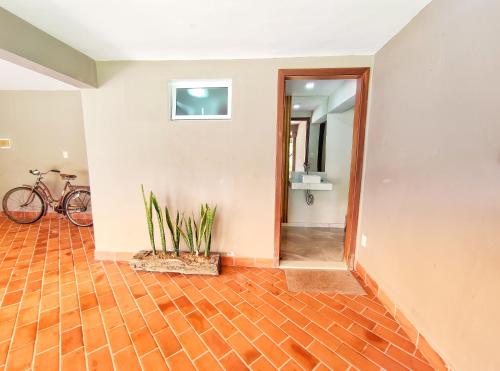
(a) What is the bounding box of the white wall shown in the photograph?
[80,56,373,260]
[0,91,89,205]
[288,109,354,226]
[357,0,500,369]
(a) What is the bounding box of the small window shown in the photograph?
[170,79,232,120]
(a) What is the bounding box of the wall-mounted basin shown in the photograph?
[290,181,333,191]
[302,174,321,184]
[289,171,333,191]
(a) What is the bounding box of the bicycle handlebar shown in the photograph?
[29,169,60,176]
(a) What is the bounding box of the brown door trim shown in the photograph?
[274,67,370,269]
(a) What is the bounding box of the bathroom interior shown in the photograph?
[280,79,356,267]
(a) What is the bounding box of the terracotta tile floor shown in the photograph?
[0,215,435,370]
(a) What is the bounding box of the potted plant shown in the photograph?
[129,185,221,275]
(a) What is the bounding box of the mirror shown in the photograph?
[289,118,326,177]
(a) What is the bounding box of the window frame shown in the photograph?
[170,79,232,121]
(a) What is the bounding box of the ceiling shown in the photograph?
[0,58,77,90]
[286,80,345,97]
[291,96,326,113]
[288,80,346,113]
[0,0,432,60]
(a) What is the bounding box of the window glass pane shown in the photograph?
[175,87,228,116]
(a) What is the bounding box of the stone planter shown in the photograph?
[129,250,221,276]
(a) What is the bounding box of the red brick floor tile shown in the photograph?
[362,344,408,371]
[362,307,400,331]
[5,342,34,370]
[215,300,239,320]
[141,349,169,370]
[144,310,168,333]
[17,305,39,326]
[155,327,182,358]
[387,344,434,371]
[196,298,219,318]
[372,324,416,353]
[0,339,10,366]
[173,295,195,315]
[36,325,59,353]
[233,314,262,340]
[195,351,223,370]
[123,310,147,333]
[349,323,390,351]
[307,340,349,370]
[281,320,314,347]
[34,348,59,371]
[336,343,379,371]
[281,338,319,370]
[253,334,289,368]
[281,358,304,370]
[61,326,83,354]
[220,351,249,371]
[87,346,114,371]
[185,310,211,333]
[166,350,196,370]
[107,324,132,353]
[0,216,437,371]
[227,332,261,365]
[251,356,275,371]
[201,328,231,358]
[11,322,37,350]
[179,328,208,359]
[210,313,238,338]
[114,346,142,371]
[61,309,81,331]
[130,326,157,355]
[166,310,191,333]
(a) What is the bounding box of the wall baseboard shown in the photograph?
[355,262,450,371]
[94,250,274,269]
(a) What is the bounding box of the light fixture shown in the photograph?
[0,138,11,149]
[293,104,300,110]
[305,82,315,90]
[187,88,209,98]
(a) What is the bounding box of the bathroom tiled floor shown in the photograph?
[0,215,434,370]
[280,226,345,262]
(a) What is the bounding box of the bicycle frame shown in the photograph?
[23,175,75,214]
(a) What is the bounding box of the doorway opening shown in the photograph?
[274,68,370,269]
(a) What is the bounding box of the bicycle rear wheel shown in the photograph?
[64,189,93,227]
[2,186,45,224]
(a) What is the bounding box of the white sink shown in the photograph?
[302,174,321,184]
[291,181,333,191]
[289,172,333,191]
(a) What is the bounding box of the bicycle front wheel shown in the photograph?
[64,189,93,227]
[2,186,45,224]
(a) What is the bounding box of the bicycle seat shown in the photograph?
[60,173,77,180]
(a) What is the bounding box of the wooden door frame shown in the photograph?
[274,67,370,269]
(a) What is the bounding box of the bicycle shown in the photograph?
[2,169,93,227]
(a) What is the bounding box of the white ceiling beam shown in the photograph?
[0,7,97,88]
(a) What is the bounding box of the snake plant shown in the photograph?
[151,193,167,254]
[192,207,207,256]
[203,204,217,257]
[178,215,195,254]
[165,205,181,256]
[141,185,156,255]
